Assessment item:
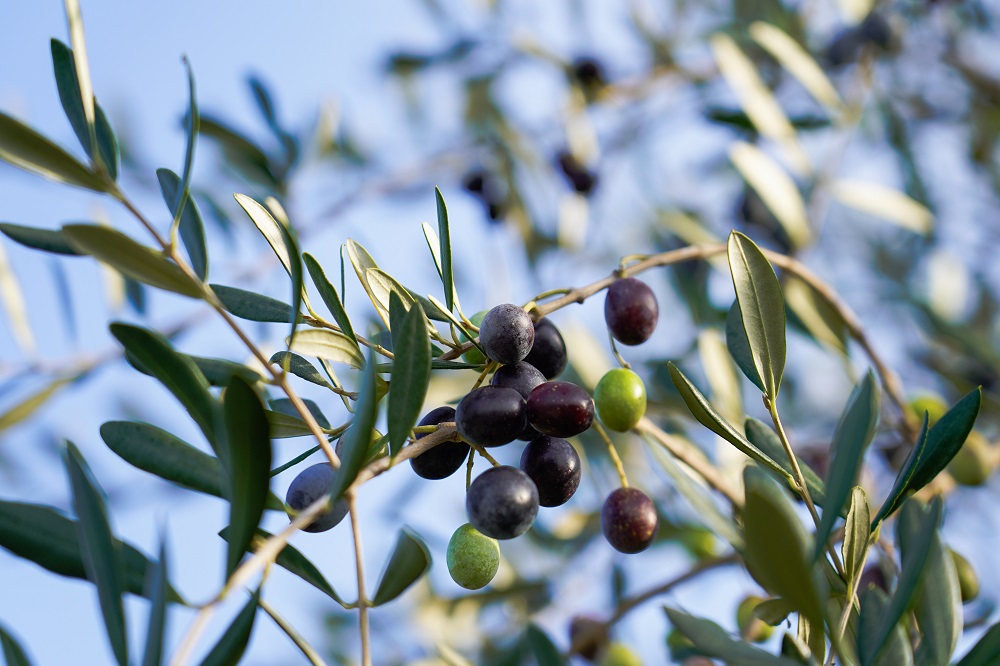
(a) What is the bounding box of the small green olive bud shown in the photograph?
[947,431,994,487]
[737,595,774,643]
[598,642,643,666]
[950,549,979,603]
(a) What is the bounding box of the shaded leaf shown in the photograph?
[211,284,294,323]
[858,586,913,666]
[199,588,260,666]
[198,116,277,188]
[726,300,765,392]
[63,442,128,666]
[814,372,879,558]
[288,329,364,369]
[0,222,82,256]
[524,624,565,666]
[269,398,330,429]
[388,302,432,456]
[330,347,378,500]
[269,351,333,389]
[872,388,980,527]
[842,486,870,587]
[303,252,357,346]
[956,623,1000,666]
[0,499,181,602]
[728,231,786,399]
[110,323,221,454]
[668,363,791,481]
[862,499,941,665]
[371,528,432,606]
[912,510,961,666]
[142,536,169,666]
[265,410,313,439]
[158,168,207,281]
[665,608,803,666]
[754,597,796,626]
[222,376,273,577]
[94,104,118,180]
[744,417,828,508]
[0,624,32,666]
[742,467,825,630]
[187,356,262,387]
[376,359,481,373]
[63,225,202,298]
[0,112,107,191]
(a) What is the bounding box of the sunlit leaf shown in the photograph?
[842,486,870,587]
[710,33,810,175]
[0,377,72,434]
[63,225,202,298]
[344,238,389,326]
[222,376,273,577]
[730,142,811,249]
[749,22,845,114]
[234,193,293,275]
[832,180,933,234]
[387,302,431,456]
[697,328,743,427]
[63,442,128,666]
[814,371,879,558]
[371,528,432,606]
[784,276,848,353]
[288,329,364,369]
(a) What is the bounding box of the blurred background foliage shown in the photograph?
[2,0,1000,663]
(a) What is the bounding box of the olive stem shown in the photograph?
[470,361,496,390]
[468,442,501,467]
[259,598,328,666]
[347,493,371,666]
[465,447,475,491]
[607,330,631,370]
[594,422,629,488]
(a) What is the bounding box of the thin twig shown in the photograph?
[260,598,329,666]
[348,493,371,666]
[593,422,629,488]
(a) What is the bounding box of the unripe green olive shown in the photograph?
[598,642,642,666]
[593,368,646,432]
[666,629,698,661]
[737,596,774,643]
[950,549,979,603]
[908,394,948,426]
[947,431,994,487]
[446,523,500,590]
[461,311,488,366]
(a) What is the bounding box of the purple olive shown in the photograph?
[604,277,658,346]
[601,487,657,554]
[526,381,595,438]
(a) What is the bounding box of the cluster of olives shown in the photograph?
[285,276,664,593]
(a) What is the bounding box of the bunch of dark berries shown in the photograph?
[284,276,663,590]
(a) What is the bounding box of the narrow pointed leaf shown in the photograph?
[665,608,803,666]
[873,388,980,527]
[858,586,913,666]
[0,112,107,191]
[199,588,260,666]
[420,222,444,281]
[211,284,294,323]
[220,527,347,607]
[234,193,292,275]
[730,142,811,248]
[728,231,786,399]
[726,300,765,392]
[168,56,198,252]
[956,623,1000,666]
[303,252,357,346]
[330,347,378,500]
[0,377,72,435]
[276,212,303,346]
[388,290,407,346]
[265,410,313,439]
[0,499,182,601]
[63,225,202,298]
[745,417,828,508]
[110,323,220,453]
[158,169,207,281]
[435,187,456,311]
[863,499,941,665]
[269,398,330,429]
[388,302,431,456]
[222,376,272,577]
[51,39,91,156]
[344,239,388,325]
[269,351,333,389]
[142,537,169,666]
[814,371,879,559]
[668,363,791,481]
[99,421,283,511]
[0,625,32,666]
[186,356,261,387]
[94,103,118,180]
[63,442,128,666]
[288,329,364,369]
[842,486,870,586]
[371,528,432,606]
[524,624,565,666]
[0,222,82,256]
[0,242,33,355]
[912,512,961,665]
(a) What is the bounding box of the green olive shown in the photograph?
[594,368,646,432]
[446,523,500,590]
[947,431,994,487]
[598,642,643,666]
[461,311,488,366]
[950,549,979,603]
[736,595,773,643]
